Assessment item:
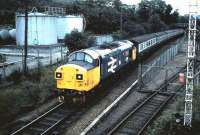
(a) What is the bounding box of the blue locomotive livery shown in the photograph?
[55,29,184,102]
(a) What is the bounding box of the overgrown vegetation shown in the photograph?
[1,0,187,34]
[64,0,187,35]
[0,66,56,126]
[144,88,200,135]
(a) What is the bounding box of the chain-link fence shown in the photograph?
[138,43,181,90]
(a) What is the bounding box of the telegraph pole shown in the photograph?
[184,0,198,127]
[120,6,123,33]
[24,0,28,75]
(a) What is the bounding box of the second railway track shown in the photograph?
[81,65,184,135]
[108,92,174,135]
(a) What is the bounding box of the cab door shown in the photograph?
[131,46,137,61]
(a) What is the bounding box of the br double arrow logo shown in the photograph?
[108,57,117,73]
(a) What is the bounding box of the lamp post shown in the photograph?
[120,4,135,33]
[120,6,123,33]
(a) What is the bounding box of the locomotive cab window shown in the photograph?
[68,53,76,62]
[76,52,84,61]
[85,54,93,64]
[68,52,99,66]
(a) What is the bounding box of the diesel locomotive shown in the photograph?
[55,29,184,102]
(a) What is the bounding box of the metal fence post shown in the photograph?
[21,47,24,72]
[138,60,142,91]
[164,69,168,91]
[50,46,52,65]
[196,67,200,87]
[37,48,40,74]
[3,61,5,78]
[61,45,63,63]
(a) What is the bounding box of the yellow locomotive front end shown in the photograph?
[55,50,100,102]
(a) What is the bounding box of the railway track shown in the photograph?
[81,65,184,135]
[10,102,84,135]
[108,92,174,135]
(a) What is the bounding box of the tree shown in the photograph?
[148,14,168,32]
[171,10,179,24]
[163,4,173,24]
[123,21,146,36]
[150,0,167,15]
[64,30,89,52]
[136,0,152,22]
[113,0,122,11]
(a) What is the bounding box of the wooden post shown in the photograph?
[23,0,28,75]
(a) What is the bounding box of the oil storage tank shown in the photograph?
[9,29,16,40]
[56,15,85,40]
[0,29,10,40]
[16,12,58,46]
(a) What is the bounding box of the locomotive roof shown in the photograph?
[85,40,133,58]
[130,29,180,44]
[130,33,155,43]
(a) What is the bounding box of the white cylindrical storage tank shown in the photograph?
[57,15,85,40]
[16,12,58,46]
[0,29,10,40]
[9,29,16,39]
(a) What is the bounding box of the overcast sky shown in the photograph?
[121,0,191,15]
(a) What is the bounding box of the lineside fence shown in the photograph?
[0,44,68,79]
[138,43,183,91]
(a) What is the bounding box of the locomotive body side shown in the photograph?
[96,40,136,80]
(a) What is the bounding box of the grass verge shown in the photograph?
[0,65,57,127]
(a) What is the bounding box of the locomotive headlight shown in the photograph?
[56,72,62,78]
[76,74,83,80]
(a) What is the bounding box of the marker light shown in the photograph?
[56,73,62,78]
[76,74,83,80]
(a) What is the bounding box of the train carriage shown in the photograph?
[130,33,157,54]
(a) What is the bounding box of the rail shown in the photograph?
[10,102,64,135]
[81,64,185,135]
[80,60,160,135]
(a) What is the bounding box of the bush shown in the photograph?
[64,30,90,52]
[7,69,23,84]
[148,14,168,32]
[112,31,129,40]
[0,66,56,127]
[123,21,146,37]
